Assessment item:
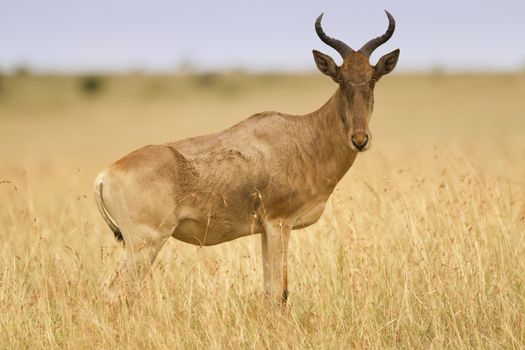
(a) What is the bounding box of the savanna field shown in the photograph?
[1,72,525,348]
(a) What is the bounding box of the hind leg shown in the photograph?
[95,145,186,303]
[104,224,171,304]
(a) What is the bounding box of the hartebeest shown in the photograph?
[93,11,399,306]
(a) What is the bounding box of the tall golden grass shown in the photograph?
[1,73,525,348]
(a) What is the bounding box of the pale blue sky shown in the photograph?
[1,0,524,73]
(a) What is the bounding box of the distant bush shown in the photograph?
[194,72,219,88]
[80,76,105,95]
[191,72,242,97]
[13,65,31,77]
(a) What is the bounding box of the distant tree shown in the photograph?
[13,65,31,77]
[177,56,197,73]
[80,75,105,95]
[194,72,218,88]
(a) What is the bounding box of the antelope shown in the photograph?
[93,11,399,307]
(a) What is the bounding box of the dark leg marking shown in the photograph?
[282,288,289,303]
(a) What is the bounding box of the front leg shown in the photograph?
[260,219,291,307]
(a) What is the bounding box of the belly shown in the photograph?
[292,202,327,229]
[172,203,327,247]
[172,216,264,246]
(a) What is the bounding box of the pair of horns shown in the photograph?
[315,10,395,58]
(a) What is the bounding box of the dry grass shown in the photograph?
[1,73,525,348]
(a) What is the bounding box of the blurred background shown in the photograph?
[0,0,524,184]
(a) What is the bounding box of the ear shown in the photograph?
[375,49,400,77]
[312,50,339,81]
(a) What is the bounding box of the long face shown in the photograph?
[337,53,377,152]
[312,11,400,152]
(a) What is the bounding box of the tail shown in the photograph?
[93,178,124,243]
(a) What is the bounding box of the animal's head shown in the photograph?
[313,11,399,152]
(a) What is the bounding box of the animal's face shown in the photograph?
[312,11,400,152]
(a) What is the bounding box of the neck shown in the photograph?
[305,88,357,185]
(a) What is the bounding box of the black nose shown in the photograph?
[351,135,369,151]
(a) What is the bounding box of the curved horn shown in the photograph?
[315,13,353,58]
[359,10,396,58]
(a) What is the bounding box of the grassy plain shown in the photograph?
[1,72,525,348]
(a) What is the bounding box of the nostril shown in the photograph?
[351,134,369,150]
